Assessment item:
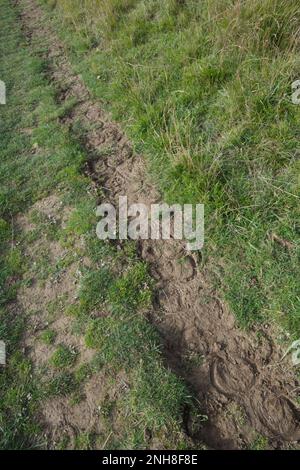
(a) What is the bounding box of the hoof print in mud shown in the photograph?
[160,255,197,282]
[210,356,257,397]
[180,255,198,282]
[253,394,300,442]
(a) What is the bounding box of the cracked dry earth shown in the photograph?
[17,0,300,450]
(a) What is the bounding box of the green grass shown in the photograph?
[50,344,78,369]
[0,0,194,449]
[250,433,269,450]
[0,309,40,449]
[40,329,56,345]
[46,372,78,397]
[41,0,300,335]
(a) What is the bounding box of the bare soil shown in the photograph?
[16,0,300,450]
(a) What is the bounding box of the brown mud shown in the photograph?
[15,0,300,450]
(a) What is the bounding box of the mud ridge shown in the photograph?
[16,0,300,449]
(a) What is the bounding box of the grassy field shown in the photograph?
[1,0,300,451]
[0,0,194,449]
[41,0,300,334]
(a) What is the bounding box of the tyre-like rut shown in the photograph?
[16,0,300,449]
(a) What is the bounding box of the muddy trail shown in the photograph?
[16,0,300,450]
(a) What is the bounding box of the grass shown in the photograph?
[250,433,269,450]
[3,0,299,450]
[40,329,56,345]
[40,0,300,336]
[0,309,40,449]
[0,0,194,449]
[46,372,78,397]
[50,345,78,369]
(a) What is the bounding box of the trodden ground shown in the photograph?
[0,0,299,450]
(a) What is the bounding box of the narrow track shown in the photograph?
[16,0,300,449]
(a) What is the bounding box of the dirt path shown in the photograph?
[16,0,300,449]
